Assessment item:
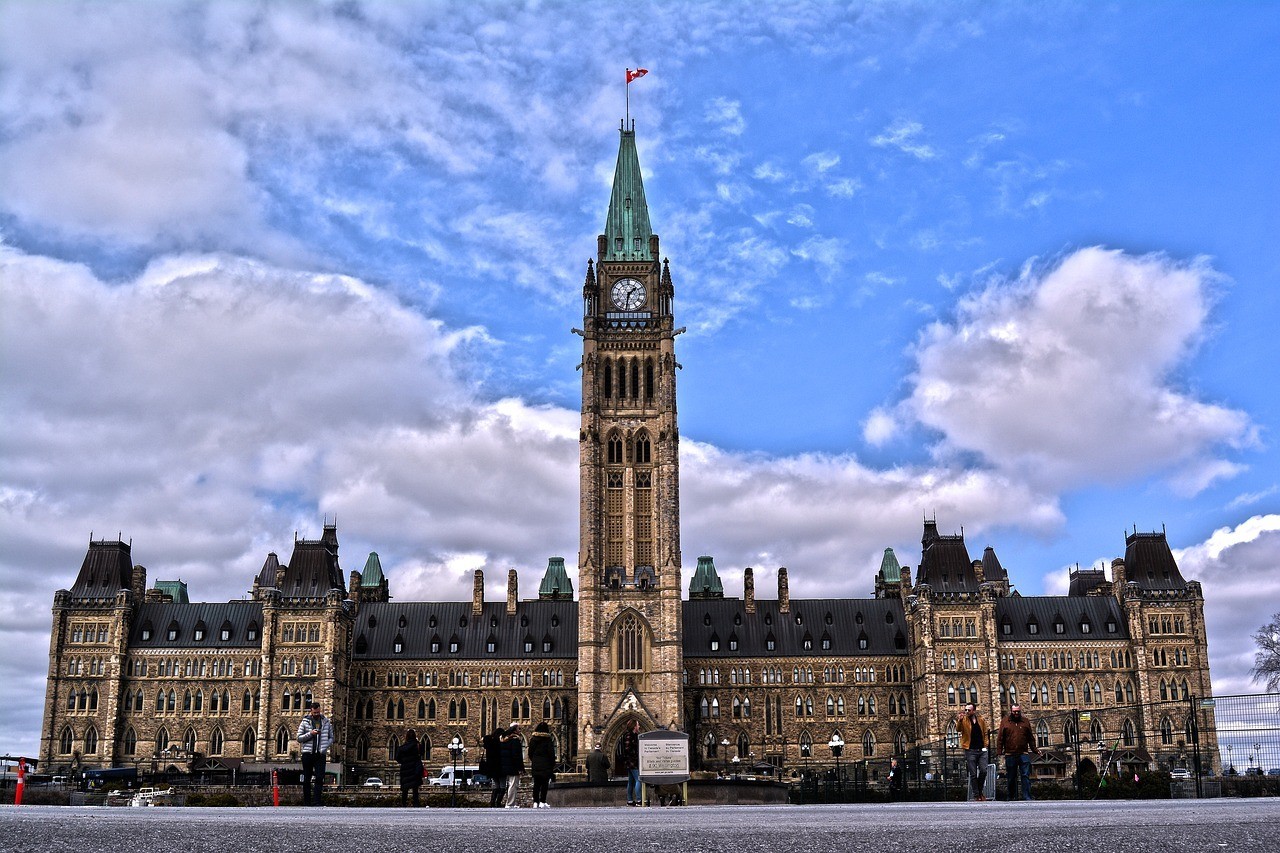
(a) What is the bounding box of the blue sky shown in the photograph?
[1,1,1278,754]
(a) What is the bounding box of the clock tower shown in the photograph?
[576,122,684,752]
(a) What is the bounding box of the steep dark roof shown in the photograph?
[279,524,347,598]
[603,127,654,262]
[130,601,263,648]
[70,539,134,600]
[877,548,903,583]
[689,555,724,598]
[980,546,1008,582]
[918,533,978,590]
[994,596,1128,642]
[682,598,909,658]
[1068,568,1108,596]
[255,552,282,588]
[361,552,385,586]
[352,600,578,660]
[1124,531,1188,590]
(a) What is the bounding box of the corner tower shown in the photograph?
[577,122,683,750]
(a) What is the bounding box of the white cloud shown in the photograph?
[786,204,815,228]
[1174,515,1280,695]
[863,408,899,446]
[753,162,787,182]
[802,151,841,173]
[706,97,745,136]
[824,177,861,198]
[871,119,937,160]
[895,247,1253,491]
[791,235,848,280]
[1228,486,1278,510]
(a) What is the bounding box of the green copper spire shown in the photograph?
[603,127,654,262]
[538,556,574,600]
[153,579,189,604]
[878,547,902,583]
[689,555,724,599]
[361,552,385,586]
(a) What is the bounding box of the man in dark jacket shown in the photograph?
[528,721,557,808]
[394,729,425,807]
[586,744,611,784]
[483,728,507,807]
[499,725,525,808]
[618,720,641,805]
[997,704,1041,801]
[957,703,989,801]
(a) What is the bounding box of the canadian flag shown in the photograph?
[626,68,649,84]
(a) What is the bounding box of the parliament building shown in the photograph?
[40,124,1219,786]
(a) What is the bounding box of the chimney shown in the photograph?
[973,560,985,585]
[473,570,485,616]
[506,569,518,616]
[744,567,756,614]
[1111,558,1127,602]
[778,567,790,614]
[349,570,362,611]
[131,564,147,600]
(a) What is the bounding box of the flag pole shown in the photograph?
[625,68,630,128]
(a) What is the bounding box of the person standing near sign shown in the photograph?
[619,719,641,805]
[528,721,556,808]
[395,728,425,807]
[957,703,989,801]
[296,700,334,806]
[500,724,525,808]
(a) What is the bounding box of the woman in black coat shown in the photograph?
[527,722,557,808]
[395,729,425,806]
[483,728,507,807]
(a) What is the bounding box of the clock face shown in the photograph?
[611,278,646,310]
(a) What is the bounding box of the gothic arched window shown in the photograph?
[608,433,624,465]
[617,613,644,672]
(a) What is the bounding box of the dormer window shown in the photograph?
[219,623,232,642]
[615,237,623,250]
[821,633,832,651]
[551,615,559,628]
[486,635,497,654]
[140,623,153,642]
[1054,620,1065,635]
[1027,619,1040,635]
[1001,618,1013,636]
[733,613,742,626]
[524,635,534,654]
[430,635,441,654]
[728,633,739,651]
[393,635,405,654]
[521,614,529,627]
[801,633,813,651]
[429,615,437,628]
[858,631,870,650]
[193,623,206,642]
[1106,620,1117,633]
[166,621,180,642]
[710,633,720,652]
[542,636,553,653]
[448,636,460,654]
[399,615,407,628]
[1081,620,1092,634]
[704,613,712,626]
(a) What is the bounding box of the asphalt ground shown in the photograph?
[3,800,1279,853]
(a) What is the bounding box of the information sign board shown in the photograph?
[638,730,690,784]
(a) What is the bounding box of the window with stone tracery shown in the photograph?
[617,613,644,672]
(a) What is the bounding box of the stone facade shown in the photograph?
[40,125,1218,784]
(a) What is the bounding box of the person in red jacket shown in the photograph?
[997,704,1041,801]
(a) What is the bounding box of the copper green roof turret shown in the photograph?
[878,547,902,583]
[689,555,724,599]
[154,579,189,604]
[602,126,654,262]
[361,552,385,587]
[538,556,574,600]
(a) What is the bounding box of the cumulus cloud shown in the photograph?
[894,247,1253,491]
[1174,515,1280,695]
[705,97,745,136]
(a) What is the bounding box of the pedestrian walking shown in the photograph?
[888,756,905,801]
[500,724,525,808]
[395,729,425,807]
[618,719,641,805]
[996,704,1041,801]
[295,700,334,806]
[528,721,557,808]
[586,743,611,784]
[957,702,989,801]
[483,727,507,807]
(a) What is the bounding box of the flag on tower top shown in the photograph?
[626,68,648,84]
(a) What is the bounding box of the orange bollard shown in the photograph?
[14,758,26,806]
[272,770,280,807]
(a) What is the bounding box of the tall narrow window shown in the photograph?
[645,358,655,400]
[617,613,644,672]
[603,361,613,399]
[631,359,640,399]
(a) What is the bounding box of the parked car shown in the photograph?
[1170,768,1191,780]
[428,765,487,787]
[362,777,384,788]
[1267,768,1280,776]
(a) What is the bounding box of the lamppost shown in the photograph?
[448,736,466,807]
[1226,744,1233,774]
[720,738,730,776]
[828,734,845,798]
[800,742,812,792]
[731,755,740,779]
[1252,743,1261,776]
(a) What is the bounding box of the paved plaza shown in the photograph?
[4,800,1280,853]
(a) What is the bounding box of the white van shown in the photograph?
[428,765,485,787]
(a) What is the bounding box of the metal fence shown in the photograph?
[791,692,1280,802]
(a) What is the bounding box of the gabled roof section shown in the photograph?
[131,601,263,648]
[689,555,724,599]
[877,548,902,583]
[602,128,653,262]
[683,598,909,658]
[538,557,574,600]
[1068,567,1108,596]
[70,539,134,600]
[917,520,977,590]
[351,600,578,660]
[995,596,1127,642]
[280,523,347,599]
[255,552,282,588]
[153,580,189,605]
[361,552,385,587]
[1124,530,1188,590]
[980,546,1008,582]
